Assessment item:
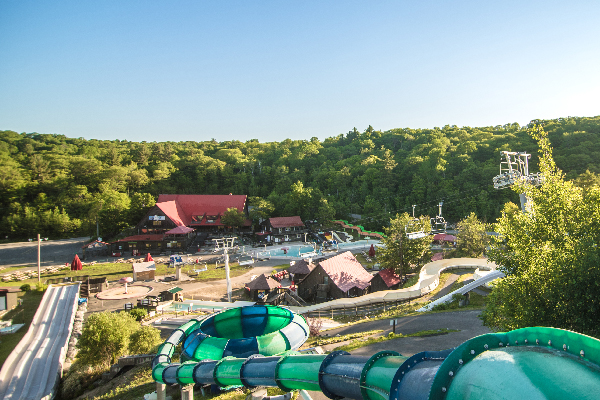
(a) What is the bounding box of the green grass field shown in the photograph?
[0,291,44,368]
[1,260,253,287]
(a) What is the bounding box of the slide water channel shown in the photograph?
[154,305,600,400]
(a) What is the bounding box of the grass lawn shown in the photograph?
[1,260,260,287]
[0,290,44,368]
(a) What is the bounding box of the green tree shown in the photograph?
[129,325,163,355]
[248,197,275,227]
[220,207,246,232]
[454,212,490,257]
[378,213,432,280]
[77,311,139,367]
[481,125,600,337]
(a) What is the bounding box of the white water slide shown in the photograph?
[0,283,80,400]
[416,269,505,312]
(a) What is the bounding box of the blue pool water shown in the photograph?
[253,240,380,258]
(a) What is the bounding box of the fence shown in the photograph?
[301,297,415,319]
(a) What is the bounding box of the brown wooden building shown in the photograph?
[260,216,307,243]
[245,274,281,302]
[370,268,402,292]
[137,194,250,235]
[297,251,373,303]
[287,259,316,283]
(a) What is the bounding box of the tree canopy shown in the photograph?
[1,115,599,241]
[481,125,600,337]
[378,213,432,279]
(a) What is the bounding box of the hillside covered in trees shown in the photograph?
[1,116,599,241]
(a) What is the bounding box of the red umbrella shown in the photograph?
[71,254,83,271]
[368,244,376,258]
[144,253,154,262]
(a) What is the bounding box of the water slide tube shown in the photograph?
[153,305,600,400]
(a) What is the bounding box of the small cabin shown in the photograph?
[297,252,373,303]
[245,274,280,302]
[370,268,402,292]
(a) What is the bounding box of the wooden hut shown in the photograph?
[297,251,373,303]
[287,259,316,283]
[370,268,402,292]
[0,286,20,312]
[245,274,280,302]
[132,261,156,281]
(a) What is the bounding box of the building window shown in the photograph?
[153,220,162,226]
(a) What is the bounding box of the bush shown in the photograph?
[307,318,323,337]
[20,283,31,292]
[77,311,139,367]
[129,308,148,322]
[35,283,48,292]
[129,326,163,355]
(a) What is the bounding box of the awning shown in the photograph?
[167,287,183,293]
[165,226,195,235]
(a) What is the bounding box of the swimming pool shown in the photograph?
[252,240,381,259]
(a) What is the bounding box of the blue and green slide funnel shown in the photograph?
[153,305,600,400]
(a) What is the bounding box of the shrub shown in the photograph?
[129,308,148,322]
[20,283,31,292]
[35,283,48,292]
[129,326,163,355]
[77,311,139,367]
[307,318,323,337]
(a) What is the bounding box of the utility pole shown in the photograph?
[213,237,237,302]
[37,233,41,283]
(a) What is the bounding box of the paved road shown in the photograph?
[0,237,88,267]
[321,309,491,356]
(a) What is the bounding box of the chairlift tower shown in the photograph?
[493,151,544,212]
[430,201,447,234]
[406,205,428,240]
[212,237,237,302]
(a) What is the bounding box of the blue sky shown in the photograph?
[1,1,599,143]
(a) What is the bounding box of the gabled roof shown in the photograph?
[157,200,187,226]
[246,274,280,290]
[319,251,373,292]
[376,268,402,288]
[156,194,247,226]
[268,216,304,228]
[288,259,316,275]
[433,234,457,242]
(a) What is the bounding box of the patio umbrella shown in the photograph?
[144,253,154,262]
[368,244,376,257]
[71,254,82,271]
[119,276,133,294]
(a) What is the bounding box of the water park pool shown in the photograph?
[253,240,380,258]
[162,300,254,313]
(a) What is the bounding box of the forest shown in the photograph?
[1,115,599,241]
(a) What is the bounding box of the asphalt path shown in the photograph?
[321,309,491,356]
[0,237,88,267]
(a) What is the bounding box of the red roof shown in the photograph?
[377,268,402,288]
[319,251,373,292]
[433,234,456,242]
[156,194,247,226]
[268,216,304,228]
[114,234,165,242]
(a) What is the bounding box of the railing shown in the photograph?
[302,298,413,319]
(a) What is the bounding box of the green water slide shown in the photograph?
[153,306,600,400]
